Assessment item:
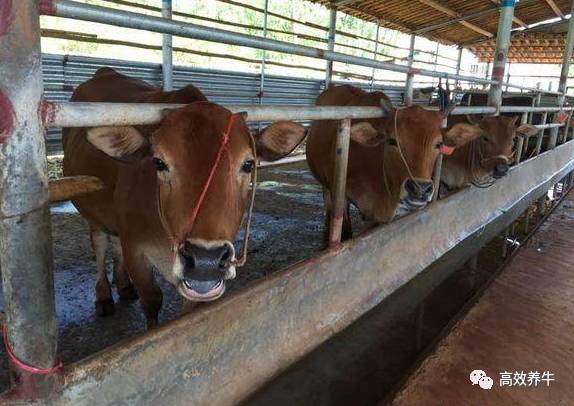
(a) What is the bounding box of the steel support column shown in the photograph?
[549,0,574,148]
[325,7,337,88]
[0,0,58,398]
[487,0,516,112]
[404,34,416,106]
[161,0,173,91]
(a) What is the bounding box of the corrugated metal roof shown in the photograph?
[309,0,574,63]
[390,191,574,405]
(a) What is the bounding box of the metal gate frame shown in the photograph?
[1,0,574,402]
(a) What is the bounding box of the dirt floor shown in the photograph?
[0,159,559,402]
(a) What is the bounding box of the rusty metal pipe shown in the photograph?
[0,0,58,397]
[328,118,351,247]
[325,7,336,88]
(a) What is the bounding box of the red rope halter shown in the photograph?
[2,323,62,375]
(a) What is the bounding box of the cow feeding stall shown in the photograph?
[1,0,574,403]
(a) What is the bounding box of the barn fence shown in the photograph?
[1,0,574,403]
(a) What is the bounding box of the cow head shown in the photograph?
[86,102,306,302]
[349,101,481,210]
[471,115,539,179]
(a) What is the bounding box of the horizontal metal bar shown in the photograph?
[43,102,386,127]
[499,106,574,113]
[535,123,564,129]
[30,140,574,405]
[49,0,498,86]
[45,102,574,128]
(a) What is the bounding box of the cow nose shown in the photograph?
[405,179,434,201]
[179,241,233,283]
[493,163,509,178]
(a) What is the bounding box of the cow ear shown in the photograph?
[443,123,483,148]
[350,122,382,147]
[256,121,306,161]
[516,124,540,137]
[86,126,150,162]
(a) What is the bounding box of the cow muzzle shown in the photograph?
[401,178,434,208]
[492,163,509,179]
[176,240,236,301]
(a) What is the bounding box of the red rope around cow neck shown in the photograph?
[2,323,62,375]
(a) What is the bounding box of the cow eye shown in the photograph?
[482,136,489,142]
[153,157,169,172]
[241,159,255,174]
[435,141,443,149]
[387,138,398,146]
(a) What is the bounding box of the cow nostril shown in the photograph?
[219,245,233,269]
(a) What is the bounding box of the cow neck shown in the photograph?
[156,113,257,268]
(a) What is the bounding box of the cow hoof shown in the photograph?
[95,299,115,317]
[118,285,139,301]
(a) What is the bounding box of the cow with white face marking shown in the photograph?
[64,68,306,327]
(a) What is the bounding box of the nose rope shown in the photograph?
[393,108,422,192]
[156,113,257,268]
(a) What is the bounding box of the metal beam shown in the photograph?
[415,1,536,35]
[543,0,565,19]
[416,0,494,37]
[0,0,58,398]
[404,34,416,106]
[19,140,574,405]
[488,0,516,112]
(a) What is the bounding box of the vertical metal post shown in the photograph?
[328,118,351,247]
[550,0,574,149]
[454,47,463,89]
[259,0,269,105]
[487,0,515,113]
[535,111,548,155]
[404,34,416,106]
[325,7,337,88]
[161,0,173,91]
[0,0,58,398]
[369,21,380,91]
[514,112,527,164]
[501,228,509,258]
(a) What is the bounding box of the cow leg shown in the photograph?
[90,226,115,317]
[110,235,138,301]
[124,250,163,329]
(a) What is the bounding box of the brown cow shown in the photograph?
[306,85,481,241]
[63,68,306,327]
[441,115,539,191]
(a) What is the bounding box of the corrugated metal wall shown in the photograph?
[43,53,408,155]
